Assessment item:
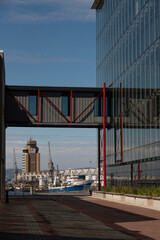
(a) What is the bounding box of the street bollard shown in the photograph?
[30,186,33,195]
[5,190,9,203]
[89,189,92,196]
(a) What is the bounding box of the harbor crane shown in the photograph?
[13,149,18,184]
[48,142,54,183]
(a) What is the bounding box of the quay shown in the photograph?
[0,192,159,240]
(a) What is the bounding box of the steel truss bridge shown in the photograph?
[1,52,160,201]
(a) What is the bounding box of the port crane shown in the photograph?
[13,149,18,184]
[48,142,54,183]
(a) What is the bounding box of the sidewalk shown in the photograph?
[0,194,158,240]
[57,195,159,240]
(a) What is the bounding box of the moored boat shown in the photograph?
[48,176,92,192]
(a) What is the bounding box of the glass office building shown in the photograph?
[92,0,160,185]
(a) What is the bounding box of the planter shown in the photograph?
[92,191,160,211]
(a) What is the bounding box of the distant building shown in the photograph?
[22,140,40,174]
[17,168,98,183]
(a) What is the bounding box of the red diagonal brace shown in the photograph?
[73,91,103,123]
[13,96,38,123]
[153,116,160,124]
[41,91,70,123]
[129,99,150,123]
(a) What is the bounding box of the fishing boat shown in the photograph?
[14,186,23,192]
[48,176,92,192]
[14,184,23,192]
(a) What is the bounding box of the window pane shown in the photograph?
[145,12,149,49]
[29,96,37,115]
[94,97,102,117]
[155,1,159,39]
[94,97,108,116]
[94,98,99,117]
[106,97,108,116]
[62,96,70,116]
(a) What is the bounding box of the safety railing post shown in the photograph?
[103,82,106,186]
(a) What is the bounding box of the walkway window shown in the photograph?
[116,97,125,116]
[29,95,37,115]
[94,97,108,117]
[108,97,114,117]
[153,95,160,118]
[94,97,102,117]
[62,96,70,116]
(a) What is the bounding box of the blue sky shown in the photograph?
[1,0,98,170]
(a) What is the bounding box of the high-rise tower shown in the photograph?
[22,139,40,174]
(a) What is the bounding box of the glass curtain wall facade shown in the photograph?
[95,0,160,185]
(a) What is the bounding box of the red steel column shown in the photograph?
[71,90,73,123]
[120,83,123,163]
[38,90,40,123]
[98,128,101,191]
[103,82,106,186]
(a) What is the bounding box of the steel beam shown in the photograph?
[120,83,123,163]
[0,51,5,202]
[38,90,40,123]
[91,0,104,9]
[6,122,103,128]
[71,90,73,123]
[114,127,117,164]
[98,128,101,191]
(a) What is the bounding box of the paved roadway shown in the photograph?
[0,192,159,240]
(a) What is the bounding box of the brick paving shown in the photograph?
[56,196,159,240]
[86,197,160,240]
[0,194,159,240]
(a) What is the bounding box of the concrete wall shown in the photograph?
[0,51,5,202]
[92,191,160,211]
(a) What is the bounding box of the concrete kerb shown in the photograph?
[92,191,160,211]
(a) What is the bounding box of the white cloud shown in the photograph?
[16,1,26,5]
[1,0,95,23]
[5,51,93,64]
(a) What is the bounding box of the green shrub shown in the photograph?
[102,186,160,197]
